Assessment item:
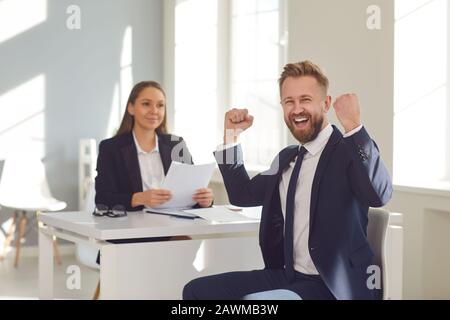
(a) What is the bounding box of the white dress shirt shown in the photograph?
[279,125,332,274]
[217,124,362,275]
[132,131,165,193]
[280,124,362,274]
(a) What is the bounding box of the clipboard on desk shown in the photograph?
[144,208,199,219]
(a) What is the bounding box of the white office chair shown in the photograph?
[0,153,67,267]
[367,208,403,300]
[244,208,403,300]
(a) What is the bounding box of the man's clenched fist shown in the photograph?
[333,94,361,133]
[224,108,254,144]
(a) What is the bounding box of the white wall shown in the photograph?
[387,188,450,299]
[0,0,164,246]
[286,0,394,174]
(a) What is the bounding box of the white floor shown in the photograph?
[0,251,99,300]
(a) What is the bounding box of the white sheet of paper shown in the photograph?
[155,162,216,209]
[183,206,262,223]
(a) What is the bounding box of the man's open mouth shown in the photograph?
[292,117,309,128]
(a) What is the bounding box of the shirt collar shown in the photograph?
[132,130,159,155]
[300,123,333,156]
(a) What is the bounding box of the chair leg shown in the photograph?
[0,211,18,261]
[14,211,28,268]
[53,237,62,265]
[93,280,100,300]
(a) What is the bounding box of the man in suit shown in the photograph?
[183,60,392,300]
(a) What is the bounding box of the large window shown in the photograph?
[394,0,450,187]
[173,0,219,164]
[166,0,287,167]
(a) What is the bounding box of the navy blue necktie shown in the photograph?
[284,146,308,282]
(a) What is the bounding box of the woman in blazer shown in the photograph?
[92,81,214,282]
[95,81,214,211]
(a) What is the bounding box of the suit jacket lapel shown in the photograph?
[264,146,300,224]
[260,145,299,258]
[121,133,143,194]
[309,126,342,231]
[267,146,299,200]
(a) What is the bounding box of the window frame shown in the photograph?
[164,0,289,170]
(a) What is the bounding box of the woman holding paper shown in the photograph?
[95,80,214,211]
[92,81,213,298]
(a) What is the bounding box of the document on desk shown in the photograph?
[155,161,216,209]
[183,206,262,223]
[144,208,199,219]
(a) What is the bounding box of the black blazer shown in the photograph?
[95,132,193,211]
[214,126,393,300]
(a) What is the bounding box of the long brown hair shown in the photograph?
[115,81,168,137]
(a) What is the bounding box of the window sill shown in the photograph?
[394,181,450,198]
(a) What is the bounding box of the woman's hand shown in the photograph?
[193,188,214,208]
[131,189,172,208]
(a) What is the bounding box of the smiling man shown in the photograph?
[183,60,393,300]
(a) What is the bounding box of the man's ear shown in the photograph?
[127,103,134,116]
[323,96,332,113]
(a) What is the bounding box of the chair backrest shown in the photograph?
[0,153,54,209]
[367,208,389,271]
[367,208,403,300]
[367,208,389,298]
[83,180,96,214]
[78,139,97,210]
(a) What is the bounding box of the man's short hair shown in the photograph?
[278,60,329,96]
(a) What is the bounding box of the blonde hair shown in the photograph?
[278,60,329,95]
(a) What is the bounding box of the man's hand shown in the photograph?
[333,94,361,133]
[223,108,254,144]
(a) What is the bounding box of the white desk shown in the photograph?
[38,206,264,299]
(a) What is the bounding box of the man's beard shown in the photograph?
[286,113,324,144]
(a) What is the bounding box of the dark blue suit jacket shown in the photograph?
[214,126,393,300]
[95,132,193,211]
